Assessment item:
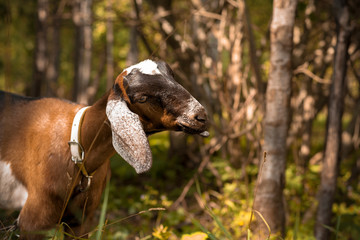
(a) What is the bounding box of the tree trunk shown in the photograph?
[126,0,141,67]
[32,0,48,97]
[315,0,351,239]
[227,0,244,167]
[72,0,92,104]
[126,19,138,66]
[244,1,264,100]
[253,0,297,237]
[106,0,114,90]
[45,0,61,97]
[4,2,12,92]
[298,79,315,174]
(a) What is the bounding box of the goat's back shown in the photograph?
[0,90,38,112]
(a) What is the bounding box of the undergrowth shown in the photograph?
[1,132,359,239]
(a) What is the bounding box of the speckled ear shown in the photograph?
[106,99,152,173]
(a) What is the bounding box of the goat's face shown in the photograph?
[106,60,209,173]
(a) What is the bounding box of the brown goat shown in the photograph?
[0,60,208,239]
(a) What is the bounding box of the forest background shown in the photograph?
[0,0,360,239]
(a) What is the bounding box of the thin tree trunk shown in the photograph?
[106,0,114,90]
[341,97,360,159]
[228,0,244,167]
[253,0,297,237]
[315,0,351,239]
[298,79,315,174]
[244,1,264,100]
[126,24,138,66]
[126,0,141,67]
[72,0,92,104]
[33,0,48,97]
[4,1,12,92]
[45,0,61,97]
[133,0,153,56]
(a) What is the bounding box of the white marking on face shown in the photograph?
[0,160,28,209]
[123,59,161,76]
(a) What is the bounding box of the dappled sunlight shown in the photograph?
[1,0,360,239]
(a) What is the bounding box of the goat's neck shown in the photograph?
[80,91,115,174]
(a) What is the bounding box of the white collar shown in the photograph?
[69,106,90,164]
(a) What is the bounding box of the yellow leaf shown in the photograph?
[181,232,208,240]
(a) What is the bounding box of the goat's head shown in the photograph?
[106,59,209,173]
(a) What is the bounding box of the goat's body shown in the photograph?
[0,91,113,237]
[0,60,209,239]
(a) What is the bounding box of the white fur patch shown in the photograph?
[106,99,152,173]
[123,59,161,76]
[0,160,28,209]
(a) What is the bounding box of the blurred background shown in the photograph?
[0,0,360,239]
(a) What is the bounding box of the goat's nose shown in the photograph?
[193,110,208,123]
[193,109,209,137]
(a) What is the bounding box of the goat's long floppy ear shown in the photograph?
[106,99,152,173]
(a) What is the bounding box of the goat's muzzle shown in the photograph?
[177,106,209,137]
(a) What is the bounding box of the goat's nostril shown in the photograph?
[194,112,207,123]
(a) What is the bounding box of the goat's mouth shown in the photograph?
[177,122,209,137]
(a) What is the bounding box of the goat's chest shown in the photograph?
[0,160,28,209]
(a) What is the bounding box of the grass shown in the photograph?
[95,174,110,240]
[190,156,273,240]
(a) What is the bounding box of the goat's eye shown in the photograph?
[138,96,148,103]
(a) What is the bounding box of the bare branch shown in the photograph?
[294,63,331,84]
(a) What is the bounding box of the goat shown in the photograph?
[0,60,209,239]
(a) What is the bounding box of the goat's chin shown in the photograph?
[144,125,210,137]
[177,123,209,137]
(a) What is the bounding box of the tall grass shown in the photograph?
[96,174,110,240]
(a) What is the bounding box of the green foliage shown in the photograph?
[0,0,36,92]
[88,131,360,239]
